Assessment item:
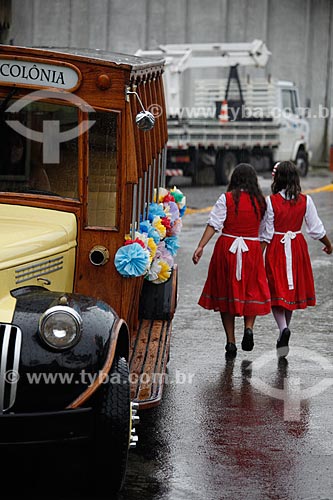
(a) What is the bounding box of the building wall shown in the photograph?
[5,0,333,163]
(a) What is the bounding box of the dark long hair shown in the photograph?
[227,163,266,219]
[271,161,301,201]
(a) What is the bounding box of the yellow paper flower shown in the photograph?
[156,260,171,283]
[152,216,166,239]
[147,237,157,261]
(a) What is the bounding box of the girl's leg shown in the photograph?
[244,316,255,330]
[220,312,237,357]
[285,309,293,327]
[272,306,288,335]
[272,306,291,357]
[220,312,235,343]
[242,315,255,351]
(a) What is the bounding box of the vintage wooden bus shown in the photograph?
[0,44,183,491]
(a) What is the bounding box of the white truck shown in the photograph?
[136,40,310,185]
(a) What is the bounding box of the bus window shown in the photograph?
[88,111,118,228]
[0,99,79,198]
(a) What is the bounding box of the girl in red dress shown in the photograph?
[260,161,332,356]
[192,164,271,357]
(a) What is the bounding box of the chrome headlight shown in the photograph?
[39,306,82,350]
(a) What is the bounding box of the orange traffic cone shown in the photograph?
[219,100,228,123]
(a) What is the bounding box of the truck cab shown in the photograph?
[277,80,310,174]
[0,44,181,492]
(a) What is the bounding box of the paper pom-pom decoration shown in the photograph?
[165,201,179,223]
[124,237,146,249]
[164,236,180,256]
[161,216,171,231]
[156,241,174,267]
[147,237,157,260]
[163,193,175,203]
[148,203,165,221]
[154,260,172,283]
[170,187,184,204]
[152,216,166,239]
[168,218,182,237]
[146,259,172,284]
[114,243,149,277]
[155,187,169,202]
[140,220,161,244]
[115,185,185,283]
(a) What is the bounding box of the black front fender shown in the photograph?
[8,286,127,412]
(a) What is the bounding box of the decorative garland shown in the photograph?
[114,186,186,283]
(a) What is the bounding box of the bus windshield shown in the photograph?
[0,98,79,198]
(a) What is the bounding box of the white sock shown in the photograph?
[272,307,288,339]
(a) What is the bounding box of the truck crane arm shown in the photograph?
[135,40,270,112]
[135,39,271,72]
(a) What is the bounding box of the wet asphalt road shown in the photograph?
[3,169,333,500]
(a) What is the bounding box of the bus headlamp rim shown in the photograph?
[39,305,82,350]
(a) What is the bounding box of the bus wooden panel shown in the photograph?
[0,46,128,111]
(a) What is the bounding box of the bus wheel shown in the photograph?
[296,150,308,177]
[94,356,131,493]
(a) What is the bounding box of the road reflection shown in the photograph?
[197,356,310,500]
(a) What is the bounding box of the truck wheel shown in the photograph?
[216,151,237,185]
[296,150,308,177]
[94,356,130,493]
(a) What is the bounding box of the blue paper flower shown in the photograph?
[140,220,152,234]
[148,227,161,244]
[140,219,161,244]
[148,203,165,222]
[179,205,187,217]
[114,243,149,277]
[164,236,180,256]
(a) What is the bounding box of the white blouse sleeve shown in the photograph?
[259,196,275,242]
[304,195,326,240]
[207,193,227,231]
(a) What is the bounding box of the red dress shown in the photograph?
[199,192,271,316]
[265,193,315,310]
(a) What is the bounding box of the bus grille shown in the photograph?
[0,324,22,413]
[15,256,64,284]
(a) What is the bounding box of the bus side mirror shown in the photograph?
[126,89,155,131]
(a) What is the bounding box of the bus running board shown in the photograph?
[129,318,172,409]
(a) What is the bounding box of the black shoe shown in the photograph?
[225,342,237,358]
[241,328,254,351]
[276,328,291,358]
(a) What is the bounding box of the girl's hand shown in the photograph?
[192,246,203,264]
[322,244,332,255]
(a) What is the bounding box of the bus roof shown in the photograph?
[1,45,166,78]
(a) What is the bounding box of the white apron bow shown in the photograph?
[229,237,249,281]
[275,230,301,290]
[222,233,259,281]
